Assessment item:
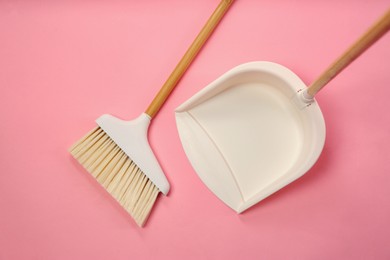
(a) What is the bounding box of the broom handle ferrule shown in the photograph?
[145,0,234,118]
[307,8,390,97]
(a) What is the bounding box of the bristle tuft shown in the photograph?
[70,127,160,227]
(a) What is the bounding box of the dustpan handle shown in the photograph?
[145,0,234,118]
[307,8,390,98]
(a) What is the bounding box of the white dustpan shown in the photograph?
[175,10,390,213]
[175,62,325,212]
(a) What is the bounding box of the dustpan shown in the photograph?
[175,8,389,213]
[175,61,326,213]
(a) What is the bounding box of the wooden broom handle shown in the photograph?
[307,8,390,97]
[145,0,234,118]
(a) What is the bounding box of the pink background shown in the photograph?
[1,0,390,259]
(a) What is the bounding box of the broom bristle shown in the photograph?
[69,127,160,227]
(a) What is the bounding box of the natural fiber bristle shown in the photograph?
[69,127,160,227]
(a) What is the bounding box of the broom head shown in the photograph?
[69,113,170,227]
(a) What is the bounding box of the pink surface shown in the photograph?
[1,1,390,259]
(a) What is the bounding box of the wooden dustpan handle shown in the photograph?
[145,0,234,118]
[307,8,390,97]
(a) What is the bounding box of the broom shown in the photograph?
[69,0,234,227]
